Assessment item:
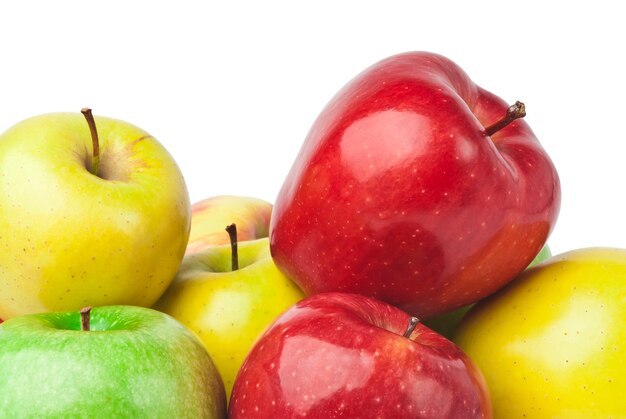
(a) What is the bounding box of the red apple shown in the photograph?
[229,292,492,418]
[270,52,560,318]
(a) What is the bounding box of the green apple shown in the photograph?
[0,305,226,417]
[424,244,552,338]
[454,247,626,418]
[185,195,272,255]
[0,111,190,319]
[154,234,305,399]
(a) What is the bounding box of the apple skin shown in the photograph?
[154,237,305,399]
[186,195,272,255]
[270,51,560,318]
[229,292,492,418]
[0,305,226,417]
[0,113,190,319]
[424,244,552,338]
[454,248,626,418]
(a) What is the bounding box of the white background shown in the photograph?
[1,1,623,256]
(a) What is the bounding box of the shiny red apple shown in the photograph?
[229,292,492,418]
[270,51,560,318]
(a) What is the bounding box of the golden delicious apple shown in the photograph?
[0,111,190,319]
[455,247,626,418]
[154,237,304,399]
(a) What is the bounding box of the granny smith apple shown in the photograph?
[0,110,190,319]
[0,305,226,417]
[454,247,626,417]
[154,230,305,399]
[424,244,552,338]
[186,195,272,255]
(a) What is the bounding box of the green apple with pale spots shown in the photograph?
[0,110,190,319]
[185,195,272,255]
[0,305,226,417]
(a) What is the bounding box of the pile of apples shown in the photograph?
[0,52,624,418]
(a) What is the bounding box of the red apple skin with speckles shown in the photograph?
[269,51,560,319]
[229,293,492,418]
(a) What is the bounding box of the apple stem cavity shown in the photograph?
[80,108,101,177]
[225,223,239,271]
[484,101,526,137]
[80,306,92,331]
[403,316,420,338]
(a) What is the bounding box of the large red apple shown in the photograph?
[270,52,560,318]
[229,292,491,418]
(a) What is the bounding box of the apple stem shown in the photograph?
[80,108,101,177]
[403,316,419,338]
[225,223,239,271]
[80,306,92,331]
[484,101,526,137]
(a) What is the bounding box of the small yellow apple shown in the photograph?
[154,237,304,399]
[454,247,626,418]
[185,195,272,255]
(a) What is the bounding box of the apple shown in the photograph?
[0,305,226,417]
[229,292,492,418]
[454,247,626,417]
[154,224,305,399]
[270,51,560,318]
[0,110,190,319]
[424,244,552,338]
[186,195,272,255]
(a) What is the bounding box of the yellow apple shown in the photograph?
[454,247,626,418]
[154,237,305,399]
[185,195,272,255]
[0,111,190,319]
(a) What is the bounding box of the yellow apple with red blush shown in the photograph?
[185,195,272,255]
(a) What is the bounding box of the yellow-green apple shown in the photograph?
[154,227,305,399]
[186,195,272,255]
[424,244,552,338]
[0,305,226,417]
[0,110,190,319]
[454,247,626,418]
[270,51,560,319]
[229,292,492,418]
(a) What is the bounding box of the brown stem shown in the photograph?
[80,306,92,331]
[81,108,100,177]
[484,101,526,137]
[225,223,239,271]
[403,316,419,338]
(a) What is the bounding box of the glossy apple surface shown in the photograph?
[424,244,552,338]
[270,51,560,318]
[229,292,492,418]
[186,195,272,255]
[0,112,190,319]
[154,237,305,398]
[454,247,626,417]
[0,305,226,417]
